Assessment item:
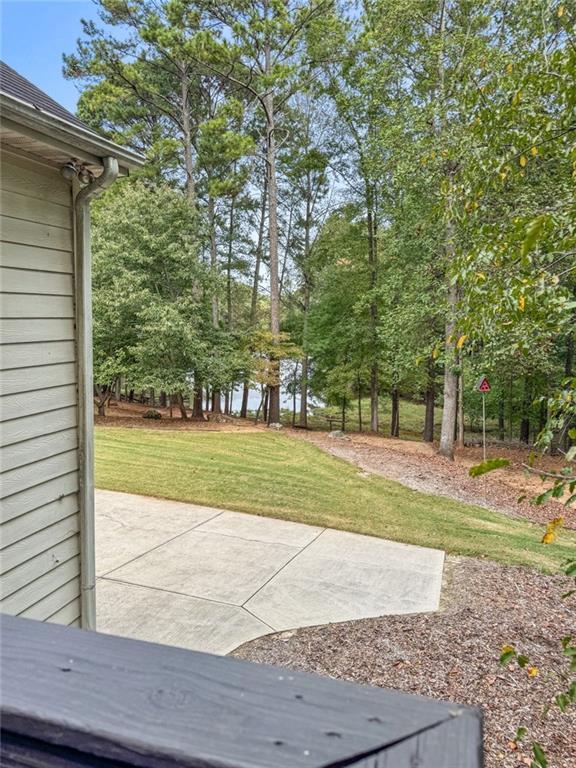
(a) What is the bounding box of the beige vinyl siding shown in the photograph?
[0,153,81,626]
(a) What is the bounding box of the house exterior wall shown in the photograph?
[0,151,83,627]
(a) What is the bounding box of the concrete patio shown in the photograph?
[96,490,445,654]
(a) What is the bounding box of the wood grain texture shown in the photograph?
[0,470,78,523]
[0,294,76,319]
[1,494,79,547]
[0,190,72,230]
[0,536,79,600]
[0,341,76,371]
[1,266,74,295]
[1,156,71,207]
[0,557,80,618]
[0,318,75,344]
[0,242,73,273]
[0,513,79,574]
[0,615,482,768]
[0,363,77,396]
[0,448,78,499]
[1,216,72,252]
[0,383,77,423]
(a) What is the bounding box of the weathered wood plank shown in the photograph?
[0,363,77,396]
[0,558,80,618]
[0,383,77,424]
[0,616,482,768]
[1,494,79,548]
[0,318,75,344]
[0,241,73,273]
[0,470,78,523]
[0,341,76,370]
[1,216,72,251]
[0,538,79,599]
[0,190,72,230]
[0,449,78,499]
[0,156,71,206]
[0,514,79,574]
[0,266,74,295]
[0,294,75,319]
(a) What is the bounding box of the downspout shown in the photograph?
[74,157,119,629]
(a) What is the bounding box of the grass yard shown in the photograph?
[95,427,576,572]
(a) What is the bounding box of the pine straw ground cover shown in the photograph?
[234,557,576,767]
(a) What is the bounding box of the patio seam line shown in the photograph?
[98,509,226,578]
[241,605,278,633]
[240,527,327,609]
[187,524,321,548]
[98,575,272,621]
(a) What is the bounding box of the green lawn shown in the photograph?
[95,427,576,572]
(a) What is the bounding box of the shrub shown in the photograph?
[143,409,162,420]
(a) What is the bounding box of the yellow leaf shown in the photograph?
[502,645,515,654]
[476,272,486,281]
[519,155,527,167]
[558,4,565,17]
[457,334,467,350]
[519,295,525,311]
[432,347,439,360]
[500,171,507,181]
[531,146,538,156]
[506,63,513,74]
[527,667,539,677]
[542,532,555,544]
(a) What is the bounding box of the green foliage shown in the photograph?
[143,409,162,420]
[468,458,510,477]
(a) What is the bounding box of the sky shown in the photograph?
[1,0,100,112]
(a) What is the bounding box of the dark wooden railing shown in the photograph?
[0,614,482,767]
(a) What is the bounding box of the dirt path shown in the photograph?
[290,430,574,529]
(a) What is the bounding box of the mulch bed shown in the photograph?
[292,431,574,529]
[234,557,576,768]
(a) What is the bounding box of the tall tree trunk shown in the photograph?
[264,51,281,425]
[438,281,459,458]
[192,383,204,418]
[240,386,250,420]
[456,364,465,449]
[160,391,167,408]
[226,196,235,331]
[174,392,188,420]
[211,389,222,414]
[390,387,400,438]
[263,387,269,423]
[436,0,459,460]
[561,328,574,451]
[357,375,363,433]
[240,179,267,419]
[520,379,531,444]
[208,193,221,415]
[292,363,298,428]
[181,66,196,205]
[498,396,505,441]
[366,184,379,433]
[423,357,436,442]
[224,390,230,415]
[341,398,347,432]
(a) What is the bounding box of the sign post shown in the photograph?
[475,376,491,462]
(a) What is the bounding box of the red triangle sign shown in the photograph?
[476,376,491,393]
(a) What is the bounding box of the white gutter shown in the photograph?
[74,157,119,629]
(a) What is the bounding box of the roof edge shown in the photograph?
[1,91,145,170]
